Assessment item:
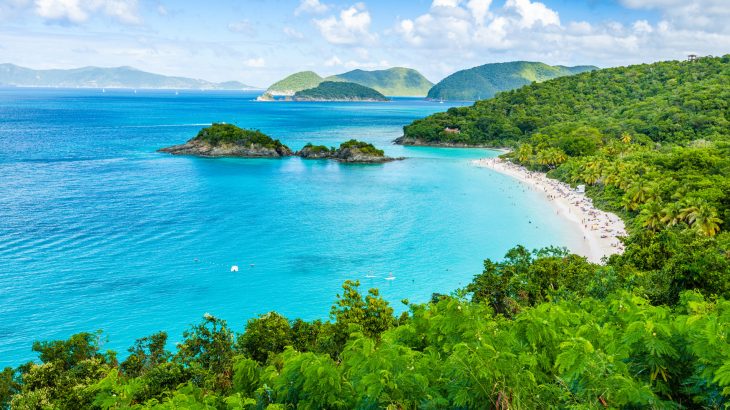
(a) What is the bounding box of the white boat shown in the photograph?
[385,272,395,280]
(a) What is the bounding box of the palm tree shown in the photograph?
[537,148,567,169]
[639,201,664,232]
[681,199,723,236]
[516,144,533,163]
[660,202,685,227]
[623,181,655,211]
[621,133,632,145]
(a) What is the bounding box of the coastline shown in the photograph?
[472,157,626,264]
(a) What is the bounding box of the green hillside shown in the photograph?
[265,71,323,96]
[405,57,728,146]
[0,64,259,89]
[293,81,388,101]
[426,61,596,100]
[327,67,433,96]
[264,67,431,97]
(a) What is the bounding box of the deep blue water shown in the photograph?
[0,89,581,366]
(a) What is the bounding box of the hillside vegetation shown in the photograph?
[426,61,596,101]
[293,81,388,101]
[328,67,433,96]
[265,67,431,97]
[3,57,730,409]
[264,71,323,96]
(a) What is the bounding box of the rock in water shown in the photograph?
[158,123,293,158]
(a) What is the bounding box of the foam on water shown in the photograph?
[0,89,583,365]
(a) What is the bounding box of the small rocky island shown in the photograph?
[292,81,389,102]
[159,124,400,163]
[298,140,402,163]
[158,123,293,157]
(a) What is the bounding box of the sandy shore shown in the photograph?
[472,157,626,263]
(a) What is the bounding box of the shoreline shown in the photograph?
[472,157,626,264]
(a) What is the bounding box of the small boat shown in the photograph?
[385,272,395,281]
[230,265,239,272]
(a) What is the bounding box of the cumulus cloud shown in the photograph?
[619,0,730,33]
[313,3,376,45]
[295,0,328,16]
[33,0,141,24]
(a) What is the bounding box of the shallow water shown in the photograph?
[0,89,582,365]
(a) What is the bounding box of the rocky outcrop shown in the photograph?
[159,139,293,158]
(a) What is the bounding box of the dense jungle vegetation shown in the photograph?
[2,57,729,409]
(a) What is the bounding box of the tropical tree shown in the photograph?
[660,202,685,227]
[516,143,533,163]
[681,199,723,236]
[638,200,665,232]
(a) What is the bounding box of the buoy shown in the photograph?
[230,265,239,272]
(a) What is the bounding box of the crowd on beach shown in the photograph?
[473,157,627,262]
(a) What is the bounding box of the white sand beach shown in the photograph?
[472,157,627,264]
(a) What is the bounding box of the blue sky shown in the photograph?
[0,0,728,86]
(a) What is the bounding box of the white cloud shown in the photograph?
[295,0,328,16]
[505,0,559,28]
[34,0,140,24]
[633,19,653,33]
[313,4,376,45]
[467,0,492,25]
[245,57,265,68]
[620,0,730,33]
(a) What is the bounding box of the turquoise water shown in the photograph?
[0,89,581,366]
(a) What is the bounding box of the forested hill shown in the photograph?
[264,71,323,96]
[292,81,388,101]
[328,67,433,96]
[425,61,596,101]
[264,67,432,97]
[404,56,729,146]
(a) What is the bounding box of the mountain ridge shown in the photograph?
[0,63,260,90]
[426,61,598,101]
[265,67,432,97]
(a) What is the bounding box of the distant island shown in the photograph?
[159,124,399,163]
[291,81,389,102]
[260,67,432,99]
[426,61,597,101]
[0,64,260,90]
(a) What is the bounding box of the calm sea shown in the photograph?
[0,89,582,366]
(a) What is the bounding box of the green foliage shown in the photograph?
[194,123,287,149]
[293,81,389,101]
[338,139,385,157]
[426,61,596,100]
[236,312,292,363]
[301,142,331,153]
